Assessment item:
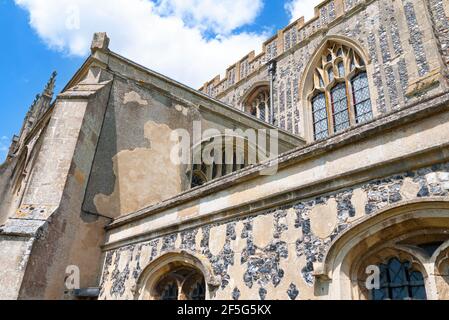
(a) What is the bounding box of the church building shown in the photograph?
[0,0,449,300]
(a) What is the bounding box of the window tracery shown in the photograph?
[369,257,427,300]
[243,86,271,124]
[154,266,206,301]
[190,138,248,188]
[309,42,372,140]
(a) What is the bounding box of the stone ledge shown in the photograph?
[0,218,46,237]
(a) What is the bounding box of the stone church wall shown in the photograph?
[98,161,449,300]
[82,77,201,219]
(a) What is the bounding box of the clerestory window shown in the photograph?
[243,86,271,124]
[310,43,373,141]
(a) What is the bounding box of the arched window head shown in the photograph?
[191,170,207,188]
[153,266,206,301]
[190,137,249,188]
[243,86,271,124]
[309,42,373,141]
[369,258,427,300]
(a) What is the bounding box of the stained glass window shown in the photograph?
[191,140,248,188]
[155,267,206,301]
[370,258,427,300]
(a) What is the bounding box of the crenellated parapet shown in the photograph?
[199,0,366,99]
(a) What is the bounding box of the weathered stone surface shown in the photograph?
[2,0,449,301]
[91,32,110,52]
[309,199,338,239]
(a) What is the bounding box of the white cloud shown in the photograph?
[285,0,320,23]
[14,0,267,88]
[155,0,263,34]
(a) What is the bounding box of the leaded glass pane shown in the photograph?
[161,282,178,300]
[370,258,427,300]
[189,281,206,300]
[350,56,355,71]
[250,106,257,116]
[310,44,373,141]
[338,61,345,77]
[331,83,350,133]
[352,72,373,124]
[327,67,334,82]
[191,172,206,188]
[318,74,324,87]
[259,102,266,121]
[337,48,343,57]
[312,94,328,140]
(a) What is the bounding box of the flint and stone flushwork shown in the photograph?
[99,162,449,300]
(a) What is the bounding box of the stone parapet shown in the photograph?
[199,0,367,98]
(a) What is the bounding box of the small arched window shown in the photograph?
[153,266,206,300]
[309,43,373,141]
[243,86,271,124]
[370,258,427,300]
[190,137,249,188]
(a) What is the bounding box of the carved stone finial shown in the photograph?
[91,32,110,52]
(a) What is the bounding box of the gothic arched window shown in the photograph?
[243,86,271,124]
[370,258,427,300]
[153,266,206,301]
[309,43,373,141]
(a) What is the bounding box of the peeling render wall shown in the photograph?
[215,0,449,139]
[83,78,201,218]
[98,162,449,300]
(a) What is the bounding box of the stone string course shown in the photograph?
[99,161,449,300]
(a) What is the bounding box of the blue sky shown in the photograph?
[0,0,319,162]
